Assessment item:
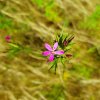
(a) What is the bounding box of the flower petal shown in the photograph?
[45,43,53,51]
[49,54,54,62]
[53,42,58,50]
[54,50,64,55]
[42,51,51,56]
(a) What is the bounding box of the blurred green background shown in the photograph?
[0,0,100,100]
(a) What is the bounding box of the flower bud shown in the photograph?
[66,54,72,58]
[63,40,68,46]
[5,35,11,42]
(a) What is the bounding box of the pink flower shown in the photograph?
[5,35,11,42]
[42,42,64,62]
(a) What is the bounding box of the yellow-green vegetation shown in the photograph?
[0,0,100,100]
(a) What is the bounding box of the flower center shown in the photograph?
[51,51,55,54]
